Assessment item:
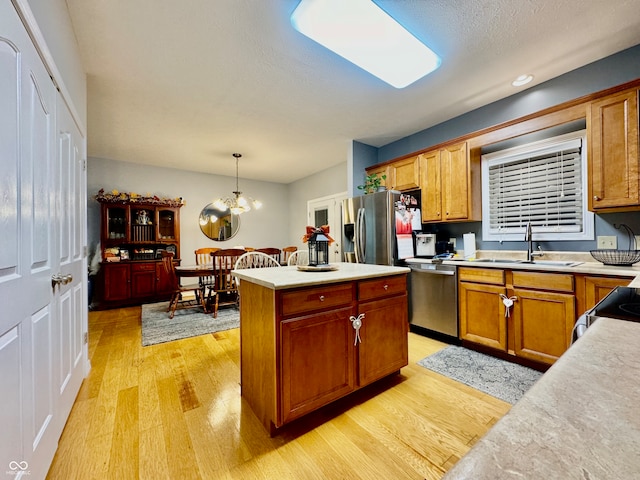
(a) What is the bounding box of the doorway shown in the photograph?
[307,192,347,263]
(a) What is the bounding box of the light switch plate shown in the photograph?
[597,236,617,249]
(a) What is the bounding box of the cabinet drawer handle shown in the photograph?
[319,295,325,302]
[383,284,388,290]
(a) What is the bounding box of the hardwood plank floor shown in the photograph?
[47,307,510,479]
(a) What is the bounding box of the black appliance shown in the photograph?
[435,241,454,255]
[573,286,640,342]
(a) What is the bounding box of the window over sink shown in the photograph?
[481,130,594,242]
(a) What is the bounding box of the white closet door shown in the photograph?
[0,2,87,478]
[54,93,87,433]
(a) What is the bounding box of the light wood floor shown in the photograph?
[47,307,510,479]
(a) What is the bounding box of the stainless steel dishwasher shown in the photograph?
[407,262,458,339]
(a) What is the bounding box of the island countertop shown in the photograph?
[443,316,640,479]
[232,262,410,290]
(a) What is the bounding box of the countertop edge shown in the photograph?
[232,263,410,290]
[404,257,640,277]
[442,317,640,479]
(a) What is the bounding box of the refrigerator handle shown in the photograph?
[355,207,366,263]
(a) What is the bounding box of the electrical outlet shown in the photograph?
[449,237,456,249]
[597,236,617,249]
[634,235,640,249]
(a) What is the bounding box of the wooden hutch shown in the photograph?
[96,190,183,308]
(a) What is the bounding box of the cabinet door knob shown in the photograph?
[593,195,601,201]
[383,284,388,290]
[319,295,325,302]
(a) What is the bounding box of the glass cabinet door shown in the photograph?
[158,209,176,240]
[106,206,128,240]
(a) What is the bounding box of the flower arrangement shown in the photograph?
[94,189,184,207]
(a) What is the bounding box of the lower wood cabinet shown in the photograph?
[281,306,357,425]
[100,260,174,308]
[459,280,507,351]
[240,274,408,434]
[459,267,576,366]
[582,275,630,310]
[103,262,130,302]
[512,288,575,364]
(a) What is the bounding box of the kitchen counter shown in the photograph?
[443,316,640,479]
[405,255,640,278]
[232,262,410,289]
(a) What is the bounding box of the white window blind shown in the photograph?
[482,131,594,241]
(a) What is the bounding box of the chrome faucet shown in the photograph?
[525,221,544,262]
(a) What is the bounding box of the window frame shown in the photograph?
[481,130,594,242]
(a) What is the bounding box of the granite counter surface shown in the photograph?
[232,262,409,290]
[443,317,640,479]
[405,257,640,277]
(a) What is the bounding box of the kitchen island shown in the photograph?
[443,315,640,479]
[232,263,410,435]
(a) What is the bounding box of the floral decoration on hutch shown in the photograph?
[94,188,185,207]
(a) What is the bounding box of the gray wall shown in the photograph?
[88,157,349,262]
[287,162,348,249]
[26,0,86,127]
[355,43,640,253]
[377,44,640,162]
[88,157,291,263]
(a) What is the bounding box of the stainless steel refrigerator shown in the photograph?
[342,190,404,265]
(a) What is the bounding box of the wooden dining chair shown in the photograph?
[194,247,219,289]
[161,251,208,319]
[255,247,281,264]
[208,248,245,318]
[282,246,297,264]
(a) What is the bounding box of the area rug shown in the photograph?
[141,302,239,346]
[417,346,543,404]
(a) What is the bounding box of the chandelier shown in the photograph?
[213,153,262,215]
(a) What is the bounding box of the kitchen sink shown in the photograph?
[455,258,583,267]
[520,260,583,267]
[473,258,523,264]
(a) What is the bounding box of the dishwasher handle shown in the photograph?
[410,267,456,276]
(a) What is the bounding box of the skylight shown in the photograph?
[290,0,441,89]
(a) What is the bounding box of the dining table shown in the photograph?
[175,263,215,312]
[175,263,214,278]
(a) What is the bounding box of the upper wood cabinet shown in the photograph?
[365,155,420,192]
[588,88,640,211]
[389,155,421,191]
[420,142,482,222]
[365,164,391,190]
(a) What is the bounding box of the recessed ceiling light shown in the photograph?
[290,0,441,89]
[512,74,534,87]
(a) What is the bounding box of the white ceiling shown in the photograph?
[66,0,640,184]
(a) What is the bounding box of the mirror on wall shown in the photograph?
[199,203,240,241]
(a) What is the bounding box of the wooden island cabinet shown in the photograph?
[233,263,409,434]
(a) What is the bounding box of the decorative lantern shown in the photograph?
[307,228,330,266]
